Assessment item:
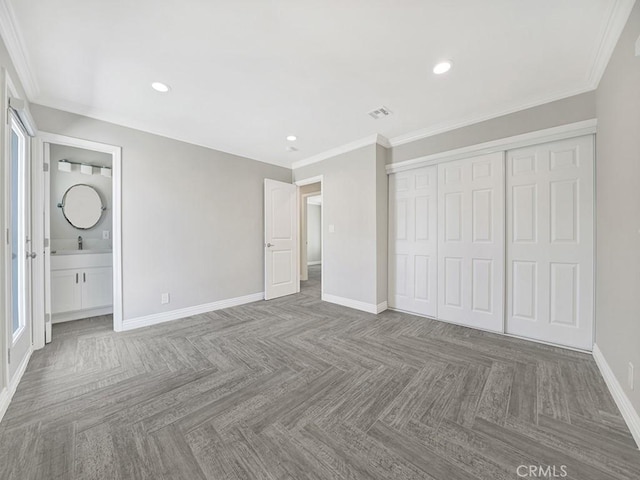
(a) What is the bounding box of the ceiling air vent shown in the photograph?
[286,146,299,152]
[368,106,392,120]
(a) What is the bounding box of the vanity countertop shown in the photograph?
[51,249,112,255]
[51,251,112,270]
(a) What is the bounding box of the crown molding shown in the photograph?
[387,84,597,148]
[0,0,39,99]
[586,0,636,89]
[33,98,294,169]
[292,133,390,170]
[386,119,597,174]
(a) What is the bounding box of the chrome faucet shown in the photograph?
[78,236,83,250]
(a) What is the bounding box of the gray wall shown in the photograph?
[306,203,321,264]
[32,104,291,320]
[595,2,640,413]
[390,91,596,164]
[294,144,382,306]
[50,145,112,251]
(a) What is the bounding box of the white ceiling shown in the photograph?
[3,0,633,167]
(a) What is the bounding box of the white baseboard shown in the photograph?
[121,292,264,331]
[593,344,640,449]
[376,301,388,314]
[53,306,113,323]
[322,294,387,314]
[0,347,32,423]
[307,261,321,266]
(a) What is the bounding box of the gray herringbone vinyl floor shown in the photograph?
[1,266,639,479]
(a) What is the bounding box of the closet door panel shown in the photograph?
[437,152,505,332]
[506,135,594,350]
[389,166,438,316]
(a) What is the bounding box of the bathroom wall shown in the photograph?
[50,144,112,251]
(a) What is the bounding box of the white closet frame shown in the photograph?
[386,119,597,352]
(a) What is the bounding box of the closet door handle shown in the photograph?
[75,273,78,284]
[83,273,86,283]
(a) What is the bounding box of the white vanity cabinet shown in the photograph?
[51,252,113,322]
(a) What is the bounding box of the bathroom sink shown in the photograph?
[51,249,112,255]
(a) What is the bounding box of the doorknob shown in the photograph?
[266,243,274,247]
[26,252,37,259]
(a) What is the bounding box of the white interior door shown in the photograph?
[437,152,505,332]
[506,136,594,350]
[264,179,299,300]
[6,112,33,382]
[388,166,438,317]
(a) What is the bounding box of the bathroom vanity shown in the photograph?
[51,251,113,322]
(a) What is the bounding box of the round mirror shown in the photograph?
[61,184,105,230]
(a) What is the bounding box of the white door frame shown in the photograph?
[295,175,323,297]
[33,132,123,343]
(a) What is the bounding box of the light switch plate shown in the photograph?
[161,293,170,304]
[329,224,335,233]
[102,230,110,240]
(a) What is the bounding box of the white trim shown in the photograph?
[292,134,390,170]
[387,88,596,148]
[587,0,636,88]
[593,344,640,449]
[0,0,39,99]
[36,132,124,333]
[294,175,323,187]
[30,133,45,349]
[122,292,264,331]
[307,261,321,266]
[31,97,293,169]
[376,301,388,314]
[0,345,31,423]
[322,293,386,314]
[386,119,598,174]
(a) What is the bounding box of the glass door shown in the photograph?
[7,112,32,382]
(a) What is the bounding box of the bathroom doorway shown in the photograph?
[34,133,122,346]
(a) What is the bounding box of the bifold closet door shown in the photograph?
[388,166,438,317]
[438,152,505,332]
[506,136,594,350]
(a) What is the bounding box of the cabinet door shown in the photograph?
[437,152,505,332]
[506,136,594,350]
[51,269,81,314]
[81,267,113,310]
[388,166,438,317]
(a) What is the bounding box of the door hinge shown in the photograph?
[7,349,10,364]
[6,228,9,245]
[44,238,49,248]
[46,313,51,325]
[43,162,49,172]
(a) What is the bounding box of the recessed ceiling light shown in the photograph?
[433,61,452,75]
[286,135,297,142]
[151,82,171,93]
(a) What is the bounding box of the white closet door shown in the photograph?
[388,166,438,317]
[437,152,505,332]
[506,136,594,350]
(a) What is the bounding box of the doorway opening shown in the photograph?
[296,177,322,299]
[35,133,122,346]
